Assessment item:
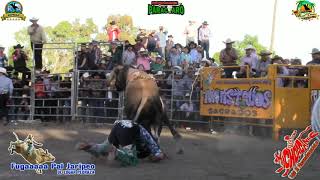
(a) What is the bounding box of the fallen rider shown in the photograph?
[77,119,166,166]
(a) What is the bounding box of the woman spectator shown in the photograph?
[12,44,31,80]
[0,45,8,68]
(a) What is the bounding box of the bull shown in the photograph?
[107,65,183,153]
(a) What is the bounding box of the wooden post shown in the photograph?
[270,0,278,51]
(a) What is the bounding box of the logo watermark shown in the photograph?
[148,1,184,15]
[1,1,26,21]
[292,0,319,21]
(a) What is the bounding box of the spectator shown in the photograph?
[92,40,102,65]
[154,71,168,96]
[219,38,239,78]
[136,28,147,41]
[271,55,290,87]
[122,44,136,66]
[0,45,8,68]
[198,21,211,59]
[200,58,212,67]
[184,20,197,46]
[89,73,106,120]
[77,43,89,70]
[289,58,307,88]
[79,72,91,122]
[106,21,120,42]
[87,43,98,70]
[108,42,123,66]
[156,26,168,57]
[34,76,46,121]
[136,48,151,73]
[307,48,320,65]
[256,50,272,77]
[165,35,174,60]
[240,45,259,75]
[168,47,181,67]
[282,59,290,65]
[151,55,165,73]
[180,93,194,119]
[195,46,204,64]
[0,68,13,125]
[59,73,72,122]
[147,30,160,53]
[27,17,46,71]
[189,42,199,64]
[12,44,31,80]
[180,46,191,70]
[124,40,130,49]
[134,38,145,55]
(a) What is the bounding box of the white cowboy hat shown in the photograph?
[0,67,6,74]
[82,72,90,78]
[201,58,212,65]
[155,71,165,76]
[185,93,190,97]
[245,45,255,50]
[311,48,320,54]
[223,38,235,44]
[29,17,39,21]
[139,48,148,52]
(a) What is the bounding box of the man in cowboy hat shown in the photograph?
[0,44,8,68]
[122,44,136,66]
[106,20,121,42]
[240,45,259,75]
[219,38,239,78]
[256,50,272,77]
[307,48,320,65]
[156,26,168,57]
[184,20,197,46]
[12,44,31,81]
[198,21,211,59]
[27,17,46,71]
[0,67,13,125]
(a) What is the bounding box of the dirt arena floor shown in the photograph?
[0,122,319,180]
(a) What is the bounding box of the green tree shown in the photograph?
[213,35,269,65]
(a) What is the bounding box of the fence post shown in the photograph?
[170,69,174,121]
[30,43,36,121]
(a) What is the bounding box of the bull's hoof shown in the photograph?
[176,148,184,155]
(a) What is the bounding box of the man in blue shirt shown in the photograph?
[0,67,13,125]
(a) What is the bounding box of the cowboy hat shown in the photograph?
[168,35,173,38]
[64,73,72,78]
[245,45,255,50]
[202,21,209,25]
[155,71,165,76]
[0,67,7,74]
[139,47,148,52]
[0,44,5,49]
[100,60,107,64]
[14,44,24,49]
[271,55,283,61]
[185,93,190,97]
[110,21,116,25]
[223,38,235,44]
[259,50,272,56]
[201,58,212,65]
[91,40,99,46]
[29,17,39,21]
[311,48,320,54]
[22,94,28,98]
[82,72,90,78]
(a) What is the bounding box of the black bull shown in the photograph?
[107,65,182,143]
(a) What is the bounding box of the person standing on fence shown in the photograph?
[184,20,197,46]
[198,21,211,59]
[107,21,121,42]
[27,17,46,72]
[156,26,168,57]
[12,44,31,81]
[0,68,13,125]
[0,45,8,68]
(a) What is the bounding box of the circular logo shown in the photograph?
[6,1,23,14]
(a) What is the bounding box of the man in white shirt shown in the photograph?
[27,17,46,71]
[198,21,211,59]
[184,20,197,46]
[240,45,259,74]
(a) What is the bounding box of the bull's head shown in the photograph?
[106,65,129,91]
[40,149,55,163]
[8,132,28,155]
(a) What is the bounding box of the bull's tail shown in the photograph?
[133,97,148,123]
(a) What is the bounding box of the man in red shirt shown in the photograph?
[106,21,121,42]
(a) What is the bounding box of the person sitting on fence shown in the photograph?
[77,119,166,166]
[151,55,165,74]
[12,44,31,81]
[256,50,272,77]
[240,45,259,74]
[271,55,290,87]
[0,45,8,68]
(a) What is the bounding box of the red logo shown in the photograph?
[273,125,319,179]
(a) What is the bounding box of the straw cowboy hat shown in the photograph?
[245,45,255,50]
[223,38,235,44]
[0,67,7,74]
[259,50,272,56]
[29,17,39,21]
[311,48,320,54]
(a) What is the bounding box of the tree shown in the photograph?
[213,35,269,65]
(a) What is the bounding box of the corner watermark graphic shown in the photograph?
[1,1,26,21]
[148,1,184,15]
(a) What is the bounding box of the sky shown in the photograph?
[0,0,319,64]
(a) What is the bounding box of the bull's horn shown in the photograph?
[12,132,19,141]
